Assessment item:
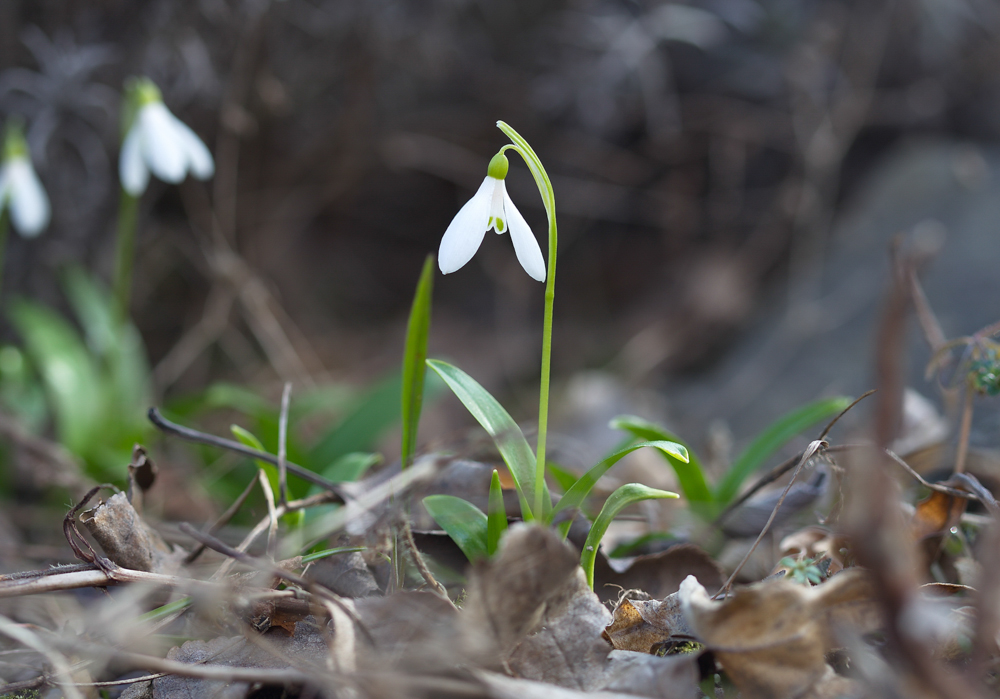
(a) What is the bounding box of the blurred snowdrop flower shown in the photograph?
[118,77,214,196]
[438,152,546,282]
[0,120,50,237]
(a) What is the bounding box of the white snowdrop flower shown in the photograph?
[118,77,214,196]
[438,152,546,282]
[0,123,50,238]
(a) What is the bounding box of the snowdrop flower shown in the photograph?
[0,121,50,237]
[438,152,546,282]
[118,77,214,196]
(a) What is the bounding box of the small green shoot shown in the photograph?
[713,396,851,505]
[580,483,679,588]
[422,494,489,562]
[299,546,365,564]
[778,556,823,585]
[487,469,507,556]
[401,255,434,468]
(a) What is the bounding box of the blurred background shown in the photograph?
[1,0,1000,507]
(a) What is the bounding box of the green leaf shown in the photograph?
[580,484,679,589]
[402,256,435,469]
[610,415,713,509]
[423,494,489,562]
[321,452,381,483]
[487,469,507,556]
[308,373,404,469]
[713,396,852,505]
[426,359,544,520]
[9,300,104,459]
[299,546,365,564]
[231,425,280,494]
[546,461,578,494]
[551,440,687,537]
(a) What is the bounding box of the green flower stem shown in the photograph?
[113,187,139,324]
[497,122,556,519]
[0,208,8,299]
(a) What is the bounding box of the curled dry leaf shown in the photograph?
[81,492,185,574]
[603,589,696,653]
[460,523,580,664]
[678,569,879,699]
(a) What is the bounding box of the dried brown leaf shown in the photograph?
[603,591,695,653]
[355,591,461,673]
[460,524,579,664]
[81,492,185,574]
[508,568,613,690]
[679,569,878,699]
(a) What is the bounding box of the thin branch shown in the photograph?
[0,616,84,699]
[258,468,279,560]
[148,408,348,499]
[185,471,262,564]
[716,439,826,597]
[399,518,453,607]
[955,387,974,474]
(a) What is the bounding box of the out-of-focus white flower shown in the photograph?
[118,77,214,196]
[438,152,546,282]
[0,122,50,237]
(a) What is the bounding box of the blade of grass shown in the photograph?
[423,494,489,562]
[550,440,687,537]
[401,255,434,469]
[487,469,507,556]
[610,415,712,507]
[427,359,544,520]
[713,396,852,505]
[580,483,679,588]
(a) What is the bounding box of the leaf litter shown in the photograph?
[6,245,1000,699]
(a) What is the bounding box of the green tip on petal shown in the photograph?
[2,118,28,162]
[487,152,509,180]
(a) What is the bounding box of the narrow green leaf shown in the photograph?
[9,300,104,459]
[713,396,852,505]
[231,425,280,494]
[308,373,404,470]
[581,484,679,589]
[610,415,713,507]
[402,255,435,469]
[426,359,543,520]
[423,494,489,562]
[321,452,381,483]
[487,469,508,556]
[551,440,687,537]
[299,546,365,564]
[138,596,192,623]
[547,461,578,494]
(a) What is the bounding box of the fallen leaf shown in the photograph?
[354,591,461,673]
[678,569,878,699]
[308,549,380,598]
[508,568,613,690]
[600,649,701,698]
[81,492,185,574]
[603,590,696,653]
[460,523,580,664]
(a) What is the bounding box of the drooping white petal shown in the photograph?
[172,117,214,180]
[438,177,494,275]
[490,179,507,233]
[503,191,546,282]
[7,158,50,237]
[119,125,149,196]
[139,102,187,184]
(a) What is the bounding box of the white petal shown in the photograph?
[438,177,494,275]
[490,179,507,233]
[173,118,214,180]
[119,125,149,195]
[7,158,50,237]
[139,102,187,184]
[504,192,546,282]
